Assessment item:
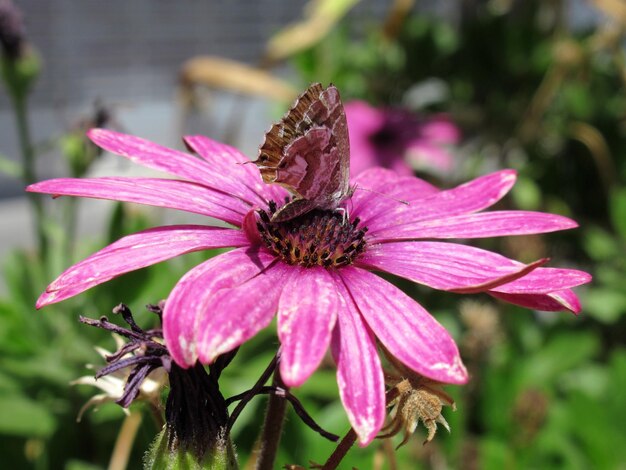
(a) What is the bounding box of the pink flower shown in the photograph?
[28,129,590,445]
[345,100,460,177]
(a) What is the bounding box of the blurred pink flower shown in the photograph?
[28,129,590,445]
[345,100,460,176]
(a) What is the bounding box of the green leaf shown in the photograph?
[520,332,599,385]
[0,154,22,178]
[511,176,542,210]
[0,395,56,437]
[582,288,626,324]
[609,187,626,240]
[582,226,619,261]
[65,460,104,470]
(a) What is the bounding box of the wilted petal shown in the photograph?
[357,241,550,293]
[370,211,578,242]
[489,289,582,314]
[366,170,517,233]
[163,247,275,367]
[278,267,338,387]
[87,129,262,206]
[27,177,247,226]
[331,275,385,446]
[196,261,291,364]
[339,267,468,384]
[37,226,248,308]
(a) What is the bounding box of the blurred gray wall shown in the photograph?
[0,0,392,196]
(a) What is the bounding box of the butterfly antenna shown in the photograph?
[353,185,410,205]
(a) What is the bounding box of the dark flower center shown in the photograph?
[257,201,368,268]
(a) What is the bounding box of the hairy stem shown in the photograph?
[255,370,288,470]
[320,429,358,470]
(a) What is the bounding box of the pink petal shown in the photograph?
[184,135,288,203]
[351,167,403,188]
[489,289,582,314]
[365,170,517,233]
[406,141,454,172]
[278,267,338,387]
[163,247,275,367]
[37,226,248,308]
[490,267,591,294]
[27,177,247,226]
[331,275,386,446]
[196,261,291,363]
[339,267,468,384]
[350,176,439,227]
[87,129,264,206]
[370,211,578,242]
[419,115,461,144]
[357,241,552,293]
[183,135,249,165]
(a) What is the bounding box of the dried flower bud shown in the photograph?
[0,0,24,61]
[459,300,502,359]
[380,347,456,447]
[381,377,455,447]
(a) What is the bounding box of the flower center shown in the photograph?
[257,201,368,268]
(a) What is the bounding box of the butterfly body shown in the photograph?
[255,83,352,222]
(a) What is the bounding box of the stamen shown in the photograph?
[257,203,368,268]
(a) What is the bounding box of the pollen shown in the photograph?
[257,201,368,268]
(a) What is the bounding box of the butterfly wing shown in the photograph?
[255,83,351,206]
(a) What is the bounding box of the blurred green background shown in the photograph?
[0,0,623,468]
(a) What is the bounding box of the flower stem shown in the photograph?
[320,429,357,470]
[108,410,143,470]
[13,92,48,259]
[255,369,288,470]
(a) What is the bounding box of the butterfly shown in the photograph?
[254,83,353,222]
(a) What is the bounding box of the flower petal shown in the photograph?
[406,141,454,172]
[87,129,262,206]
[278,267,338,387]
[357,241,552,293]
[37,226,248,308]
[184,135,288,203]
[489,289,582,314]
[365,170,517,233]
[350,176,439,227]
[370,210,578,242]
[163,247,275,367]
[339,267,468,384]
[331,274,385,446]
[27,177,247,226]
[196,261,290,364]
[490,267,591,294]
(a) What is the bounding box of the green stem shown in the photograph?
[63,196,78,264]
[255,370,288,470]
[13,92,48,259]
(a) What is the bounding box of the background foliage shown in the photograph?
[0,1,623,468]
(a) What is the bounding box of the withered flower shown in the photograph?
[380,351,456,447]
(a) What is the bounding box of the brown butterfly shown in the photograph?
[254,83,353,222]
